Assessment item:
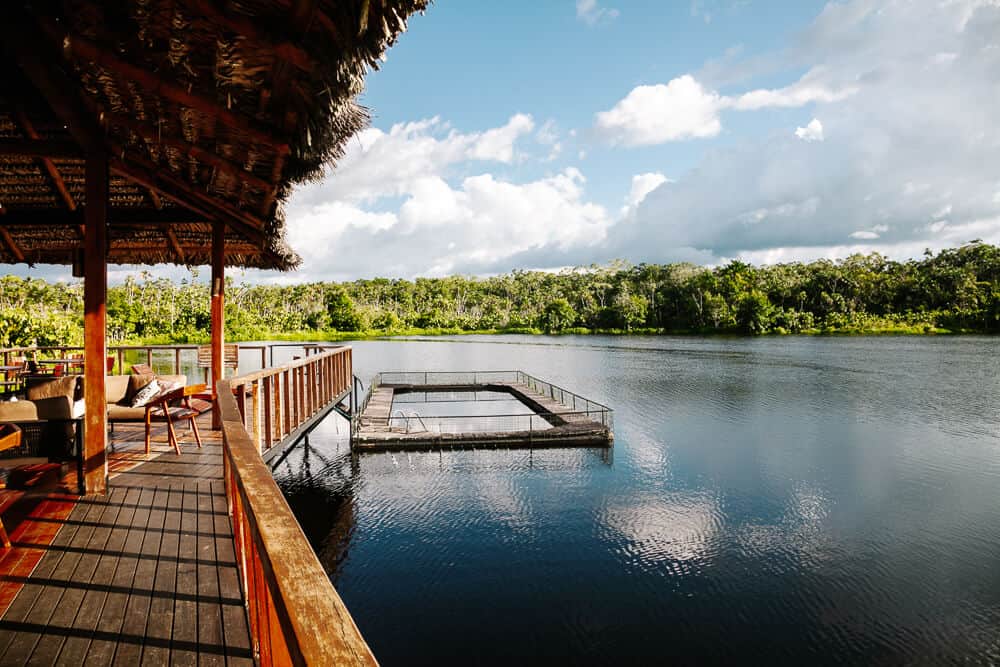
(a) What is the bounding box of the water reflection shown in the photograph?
[273,335,1000,664]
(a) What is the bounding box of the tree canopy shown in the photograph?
[2,243,999,347]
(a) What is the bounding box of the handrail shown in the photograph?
[0,342,270,377]
[226,347,352,455]
[217,347,376,666]
[389,409,428,433]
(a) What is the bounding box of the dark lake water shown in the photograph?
[271,335,1000,665]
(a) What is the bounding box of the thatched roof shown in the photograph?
[0,0,428,269]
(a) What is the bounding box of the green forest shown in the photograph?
[2,242,999,348]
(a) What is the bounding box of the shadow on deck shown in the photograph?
[0,413,252,665]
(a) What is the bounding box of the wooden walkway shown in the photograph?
[0,414,252,665]
[355,381,613,450]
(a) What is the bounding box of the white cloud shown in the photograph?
[621,172,670,216]
[795,118,824,142]
[594,76,723,146]
[280,114,613,281]
[296,114,535,206]
[576,0,619,25]
[595,69,854,146]
[610,0,1000,264]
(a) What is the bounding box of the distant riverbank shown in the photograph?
[3,243,997,349]
[130,319,982,347]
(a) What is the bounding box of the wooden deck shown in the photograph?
[354,381,613,450]
[0,413,253,665]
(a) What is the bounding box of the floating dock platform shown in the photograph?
[352,371,613,451]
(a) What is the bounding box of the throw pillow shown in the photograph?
[125,373,156,405]
[26,376,79,402]
[130,379,161,407]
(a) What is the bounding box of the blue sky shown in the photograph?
[16,0,1000,283]
[360,1,828,210]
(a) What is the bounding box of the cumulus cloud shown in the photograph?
[595,70,854,147]
[280,115,612,281]
[795,118,824,142]
[595,76,723,146]
[576,0,619,25]
[611,0,1000,264]
[621,172,670,216]
[295,114,535,207]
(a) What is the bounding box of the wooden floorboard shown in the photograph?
[0,414,253,665]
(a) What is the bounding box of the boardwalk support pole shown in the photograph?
[211,221,225,430]
[83,151,109,495]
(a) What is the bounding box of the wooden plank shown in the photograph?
[5,490,110,661]
[79,486,142,664]
[0,498,94,660]
[196,482,225,666]
[111,484,166,664]
[44,493,124,665]
[136,486,175,665]
[171,481,199,666]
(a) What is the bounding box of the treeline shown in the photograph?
[1,243,999,347]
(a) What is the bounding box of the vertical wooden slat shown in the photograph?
[83,151,109,495]
[282,371,291,437]
[251,382,261,454]
[263,376,273,452]
[174,347,181,374]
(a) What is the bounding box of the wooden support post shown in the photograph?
[211,221,225,429]
[83,152,109,495]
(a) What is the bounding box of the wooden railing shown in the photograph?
[218,346,376,666]
[0,342,325,377]
[226,346,352,456]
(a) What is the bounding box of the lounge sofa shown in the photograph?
[106,373,186,425]
[0,374,187,455]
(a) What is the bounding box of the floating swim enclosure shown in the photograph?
[352,371,613,451]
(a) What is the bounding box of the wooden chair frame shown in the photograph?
[144,383,208,455]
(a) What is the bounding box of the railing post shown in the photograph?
[251,381,261,455]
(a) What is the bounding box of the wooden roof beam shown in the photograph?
[14,110,79,212]
[0,227,27,263]
[55,30,290,155]
[148,189,163,210]
[164,227,186,263]
[104,112,274,191]
[177,0,315,72]
[0,209,209,226]
[108,152,266,246]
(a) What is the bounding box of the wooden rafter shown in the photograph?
[54,29,291,155]
[108,151,266,246]
[103,111,274,191]
[14,109,78,211]
[164,227,186,262]
[0,209,209,226]
[148,189,163,210]
[176,0,315,72]
[0,227,26,263]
